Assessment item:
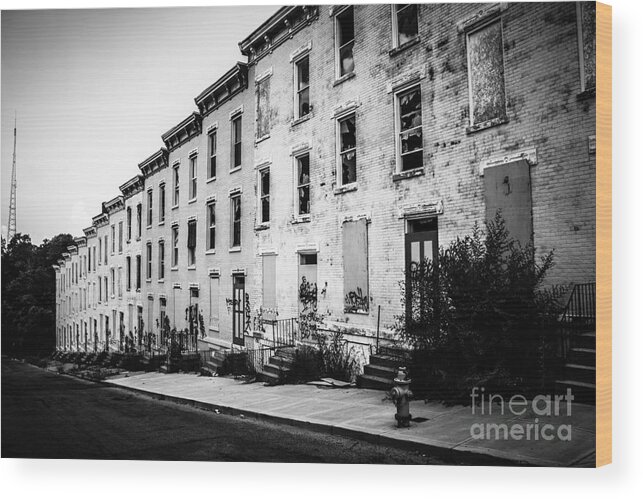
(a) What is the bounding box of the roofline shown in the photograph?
[194,62,248,105]
[161,112,202,143]
[239,6,294,54]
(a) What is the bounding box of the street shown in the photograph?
[1,360,444,464]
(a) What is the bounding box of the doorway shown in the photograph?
[404,217,439,322]
[232,275,245,346]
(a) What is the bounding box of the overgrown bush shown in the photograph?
[395,213,566,404]
[286,345,322,383]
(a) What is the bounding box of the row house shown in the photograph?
[55,3,596,362]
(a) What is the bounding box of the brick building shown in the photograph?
[54,3,596,368]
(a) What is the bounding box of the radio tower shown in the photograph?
[7,113,17,241]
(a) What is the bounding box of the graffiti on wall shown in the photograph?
[344,287,369,313]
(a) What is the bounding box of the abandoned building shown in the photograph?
[54,3,596,387]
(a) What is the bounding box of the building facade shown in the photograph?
[55,3,596,360]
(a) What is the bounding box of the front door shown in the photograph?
[404,218,439,323]
[232,275,245,346]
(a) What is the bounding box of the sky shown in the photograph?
[1,4,280,244]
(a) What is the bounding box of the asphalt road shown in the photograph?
[1,359,446,464]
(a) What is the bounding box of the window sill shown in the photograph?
[333,183,358,195]
[205,249,216,255]
[136,288,141,293]
[389,36,421,57]
[171,267,178,272]
[229,247,242,253]
[393,167,425,182]
[229,166,242,174]
[206,176,216,184]
[344,309,370,315]
[576,88,595,101]
[146,225,152,230]
[187,266,196,271]
[291,113,312,127]
[145,279,151,284]
[466,115,508,134]
[157,279,164,283]
[136,237,141,242]
[255,134,270,145]
[171,205,179,211]
[255,222,270,231]
[187,198,197,205]
[158,221,165,226]
[333,71,355,87]
[291,215,311,224]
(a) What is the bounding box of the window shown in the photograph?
[117,268,122,298]
[104,277,108,303]
[147,189,153,227]
[136,203,142,238]
[118,222,123,253]
[111,268,115,297]
[577,2,596,92]
[98,238,102,265]
[230,194,241,248]
[395,85,423,171]
[88,248,91,272]
[259,168,270,223]
[207,201,216,251]
[126,207,132,241]
[343,218,369,313]
[392,4,419,48]
[256,77,270,139]
[335,6,355,78]
[111,225,115,253]
[93,246,96,271]
[187,220,196,267]
[104,236,108,264]
[294,55,310,119]
[337,113,357,185]
[172,226,179,267]
[158,241,165,280]
[189,156,197,200]
[208,130,217,179]
[173,164,180,206]
[159,183,166,223]
[98,279,102,303]
[135,255,141,291]
[296,153,311,215]
[466,19,506,127]
[262,254,277,321]
[146,242,152,280]
[126,256,131,291]
[209,275,219,331]
[231,115,242,169]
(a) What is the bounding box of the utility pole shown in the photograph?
[7,113,17,241]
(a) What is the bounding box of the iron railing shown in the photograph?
[261,317,299,347]
[245,346,275,375]
[560,282,596,358]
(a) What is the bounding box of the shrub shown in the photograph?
[286,345,322,383]
[395,213,566,404]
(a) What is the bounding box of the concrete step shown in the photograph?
[569,347,596,367]
[357,373,395,391]
[363,363,396,380]
[268,355,294,369]
[564,363,596,384]
[368,354,409,370]
[573,332,596,350]
[262,363,289,377]
[555,379,595,404]
[258,370,283,386]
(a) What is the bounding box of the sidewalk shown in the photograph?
[105,371,596,467]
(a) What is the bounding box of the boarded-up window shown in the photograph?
[262,254,277,321]
[467,19,506,126]
[256,77,270,139]
[578,2,596,91]
[209,276,219,332]
[343,219,369,313]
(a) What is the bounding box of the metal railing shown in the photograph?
[560,282,596,358]
[245,346,275,375]
[261,317,299,347]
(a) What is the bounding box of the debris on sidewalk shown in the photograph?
[306,378,354,388]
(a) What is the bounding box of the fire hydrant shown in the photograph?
[390,367,413,428]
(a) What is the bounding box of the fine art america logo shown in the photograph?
[470,387,574,441]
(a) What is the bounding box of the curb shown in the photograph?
[102,379,526,467]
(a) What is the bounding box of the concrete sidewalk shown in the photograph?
[105,371,596,467]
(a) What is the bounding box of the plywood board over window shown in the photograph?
[342,218,369,313]
[256,77,270,140]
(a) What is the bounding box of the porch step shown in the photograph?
[363,363,397,380]
[570,347,596,367]
[555,380,595,404]
[367,354,409,370]
[258,370,283,386]
[262,362,289,377]
[563,363,596,384]
[575,332,596,350]
[357,373,395,391]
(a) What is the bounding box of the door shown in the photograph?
[232,275,245,346]
[298,253,318,316]
[404,218,438,323]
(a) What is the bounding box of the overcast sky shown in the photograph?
[1,5,280,244]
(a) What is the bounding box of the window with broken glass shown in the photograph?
[396,85,423,171]
[230,195,241,247]
[208,130,217,179]
[466,19,506,127]
[231,115,242,169]
[296,154,311,216]
[206,201,216,251]
[295,55,310,119]
[260,168,270,224]
[337,113,357,185]
[187,220,196,266]
[393,4,419,48]
[335,7,355,78]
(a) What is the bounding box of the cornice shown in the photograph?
[161,112,202,153]
[74,236,87,248]
[195,63,249,119]
[67,245,78,255]
[119,175,145,199]
[92,213,109,228]
[83,226,97,238]
[103,195,125,215]
[137,149,169,178]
